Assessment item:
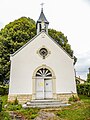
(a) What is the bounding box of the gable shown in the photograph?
[11,31,73,61]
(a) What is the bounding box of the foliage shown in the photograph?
[0,85,9,95]
[48,29,73,56]
[13,97,18,105]
[56,95,90,120]
[69,95,80,102]
[48,29,77,64]
[1,95,90,120]
[0,17,76,84]
[1,95,8,108]
[6,97,21,111]
[0,96,11,119]
[0,17,36,83]
[0,111,11,120]
[7,104,22,111]
[87,72,90,83]
[77,83,90,96]
[0,98,2,112]
[18,108,39,119]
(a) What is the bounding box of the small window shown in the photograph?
[39,48,48,59]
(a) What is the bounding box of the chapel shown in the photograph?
[8,6,77,104]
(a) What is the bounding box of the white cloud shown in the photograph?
[0,22,4,30]
[75,50,90,80]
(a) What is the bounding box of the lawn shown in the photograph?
[0,95,90,120]
[56,95,90,120]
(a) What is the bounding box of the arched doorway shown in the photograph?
[35,68,52,99]
[32,65,56,100]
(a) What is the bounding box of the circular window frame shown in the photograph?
[37,46,51,59]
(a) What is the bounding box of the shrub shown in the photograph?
[77,83,90,97]
[30,114,37,119]
[8,97,19,105]
[69,95,80,102]
[0,111,11,120]
[13,97,18,105]
[0,87,5,95]
[7,98,22,111]
[0,85,9,95]
[0,98,3,112]
[7,104,22,111]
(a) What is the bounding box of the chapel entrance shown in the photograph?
[35,68,52,99]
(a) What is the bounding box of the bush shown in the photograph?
[77,83,90,97]
[13,97,18,105]
[30,114,37,119]
[69,95,80,102]
[0,98,3,112]
[0,111,11,120]
[0,87,5,95]
[7,104,22,111]
[19,108,39,119]
[0,85,9,95]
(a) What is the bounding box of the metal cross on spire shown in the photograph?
[40,3,44,11]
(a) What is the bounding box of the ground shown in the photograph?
[0,95,90,120]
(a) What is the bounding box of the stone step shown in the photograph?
[30,99,62,103]
[23,103,70,108]
[26,102,63,106]
[22,100,70,108]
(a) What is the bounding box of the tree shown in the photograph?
[0,17,77,83]
[87,73,90,83]
[0,17,36,83]
[48,29,73,57]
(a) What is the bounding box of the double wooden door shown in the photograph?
[36,78,52,99]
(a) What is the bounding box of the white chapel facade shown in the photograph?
[8,7,77,104]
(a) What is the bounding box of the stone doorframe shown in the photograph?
[32,65,56,100]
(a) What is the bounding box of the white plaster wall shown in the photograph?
[9,32,77,95]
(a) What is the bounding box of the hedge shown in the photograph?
[0,85,9,95]
[0,99,2,112]
[77,83,90,97]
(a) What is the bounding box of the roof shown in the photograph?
[37,8,49,24]
[10,31,73,60]
[76,77,85,82]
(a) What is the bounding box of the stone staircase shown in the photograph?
[22,100,70,108]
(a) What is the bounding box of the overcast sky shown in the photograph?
[0,0,90,80]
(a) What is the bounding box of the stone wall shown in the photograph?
[8,93,77,104]
[8,94,32,104]
[57,93,77,103]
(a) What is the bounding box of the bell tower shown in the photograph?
[36,3,49,34]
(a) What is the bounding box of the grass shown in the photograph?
[17,108,39,119]
[0,111,11,120]
[56,95,90,120]
[0,95,11,120]
[1,95,8,108]
[0,95,39,119]
[0,95,90,120]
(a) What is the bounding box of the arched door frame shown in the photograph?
[32,65,56,100]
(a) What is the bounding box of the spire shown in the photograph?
[41,3,44,12]
[36,3,49,34]
[37,6,49,24]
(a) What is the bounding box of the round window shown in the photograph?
[39,48,48,59]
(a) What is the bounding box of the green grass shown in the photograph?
[0,95,39,119]
[56,95,90,120]
[17,108,39,119]
[0,95,90,120]
[0,111,11,120]
[1,95,8,107]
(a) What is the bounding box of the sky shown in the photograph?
[0,0,90,80]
